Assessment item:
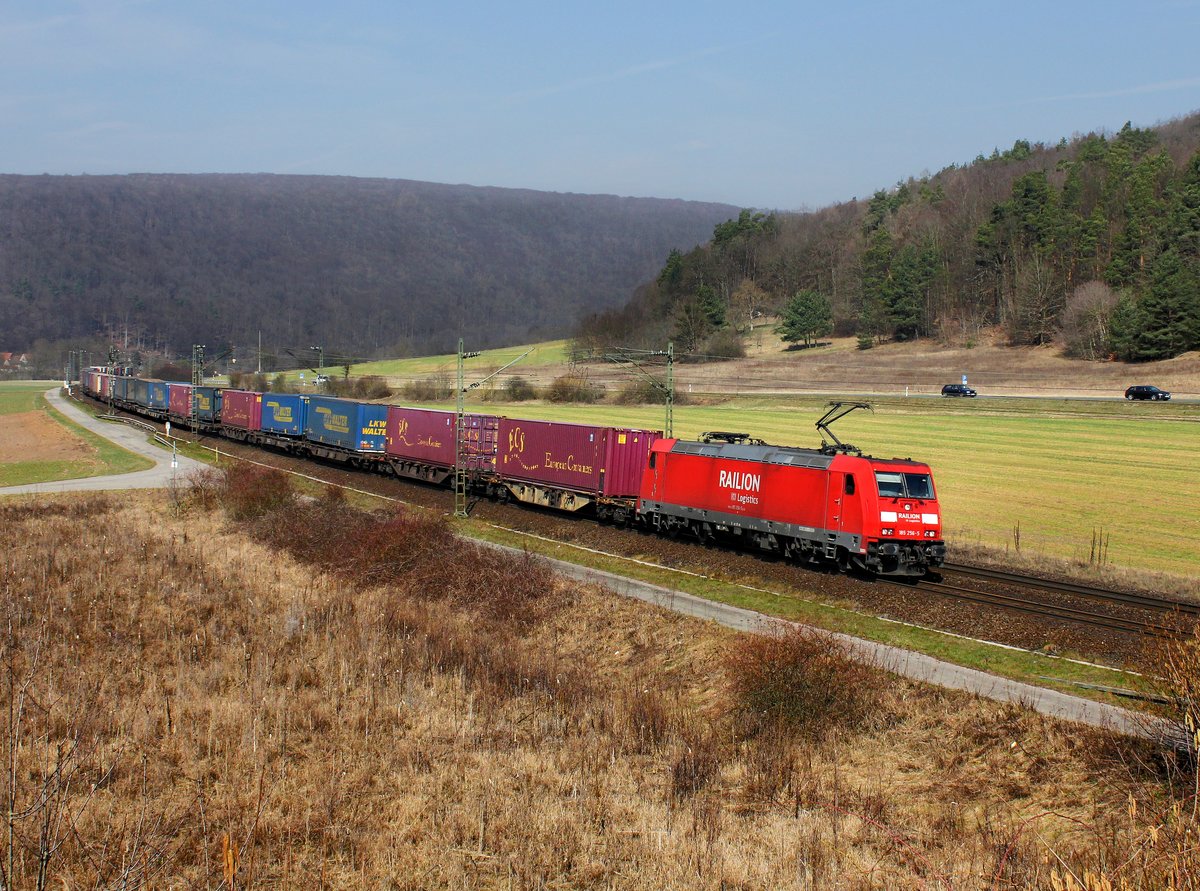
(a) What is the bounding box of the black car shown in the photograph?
[941,383,977,397]
[1124,385,1171,401]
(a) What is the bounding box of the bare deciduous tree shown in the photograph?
[1059,280,1120,359]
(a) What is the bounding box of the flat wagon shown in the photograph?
[492,418,659,518]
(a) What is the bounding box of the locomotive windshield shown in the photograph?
[874,471,935,499]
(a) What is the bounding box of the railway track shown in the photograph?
[84,394,1195,649]
[942,563,1200,619]
[903,567,1198,639]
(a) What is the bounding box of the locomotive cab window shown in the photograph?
[875,471,904,498]
[874,470,935,499]
[844,474,856,495]
[904,473,934,499]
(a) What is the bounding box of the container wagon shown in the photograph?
[167,383,193,419]
[304,396,388,465]
[492,418,659,520]
[261,393,307,438]
[220,390,263,436]
[385,406,499,484]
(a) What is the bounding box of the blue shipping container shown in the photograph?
[112,376,131,401]
[304,396,388,452]
[130,378,150,407]
[261,393,307,436]
[195,386,223,422]
[147,381,169,411]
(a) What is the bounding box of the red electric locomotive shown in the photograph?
[635,404,945,577]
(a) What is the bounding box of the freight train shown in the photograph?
[80,369,946,577]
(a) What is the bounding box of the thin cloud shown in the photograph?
[0,13,73,41]
[59,119,133,138]
[503,45,729,103]
[1034,76,1200,102]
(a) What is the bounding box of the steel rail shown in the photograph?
[942,563,1200,618]
[907,578,1187,638]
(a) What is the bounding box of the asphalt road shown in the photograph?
[0,387,206,496]
[2,389,1175,741]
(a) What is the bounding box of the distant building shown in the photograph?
[0,352,30,371]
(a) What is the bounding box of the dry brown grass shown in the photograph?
[1,482,1198,889]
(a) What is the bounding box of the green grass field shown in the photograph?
[334,340,571,379]
[0,379,57,412]
[0,382,154,486]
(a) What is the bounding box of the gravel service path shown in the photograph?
[0,388,205,496]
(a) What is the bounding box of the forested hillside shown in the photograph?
[0,174,735,361]
[574,113,1200,363]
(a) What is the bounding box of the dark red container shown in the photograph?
[168,383,193,418]
[386,407,499,470]
[496,418,659,497]
[221,389,262,431]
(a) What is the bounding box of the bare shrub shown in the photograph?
[323,375,392,399]
[1060,280,1120,359]
[246,498,560,629]
[545,373,604,404]
[185,467,224,512]
[401,376,452,401]
[724,625,882,740]
[1157,626,1200,799]
[614,379,667,405]
[354,374,392,399]
[620,680,673,754]
[218,464,295,520]
[503,375,537,401]
[701,328,746,360]
[670,728,724,800]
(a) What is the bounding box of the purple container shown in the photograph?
[496,418,659,497]
[386,407,499,471]
[221,389,263,431]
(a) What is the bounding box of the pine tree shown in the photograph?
[777,290,833,348]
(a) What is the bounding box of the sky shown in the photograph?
[3,0,1200,211]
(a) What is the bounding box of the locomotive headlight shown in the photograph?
[924,530,937,538]
[881,527,894,536]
